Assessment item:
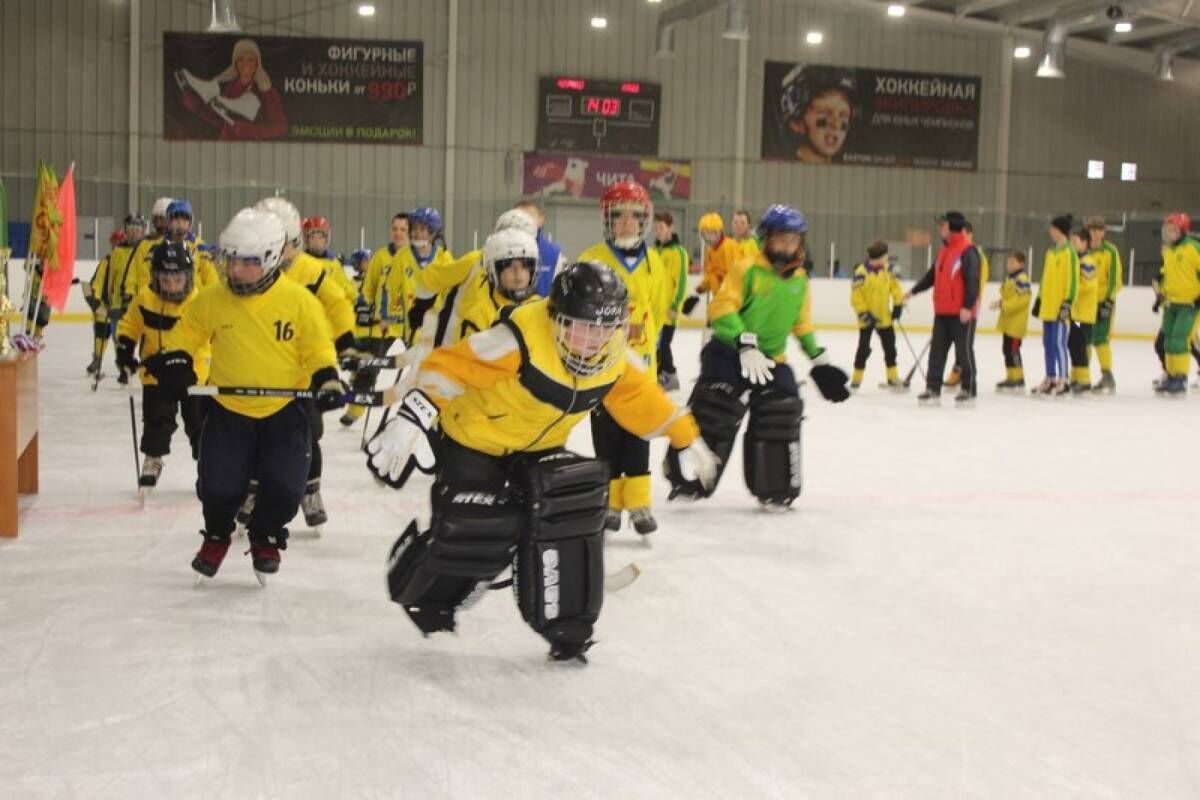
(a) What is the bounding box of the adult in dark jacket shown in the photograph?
[903,211,980,405]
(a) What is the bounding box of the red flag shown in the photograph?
[43,162,77,311]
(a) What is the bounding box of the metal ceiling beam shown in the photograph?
[1108,20,1179,43]
[954,0,1027,17]
[1002,0,1101,26]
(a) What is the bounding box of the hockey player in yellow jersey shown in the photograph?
[653,210,689,392]
[849,241,905,391]
[83,223,142,380]
[302,215,358,305]
[96,215,148,384]
[120,196,172,305]
[254,196,356,529]
[361,213,411,344]
[577,181,671,538]
[1032,214,1079,397]
[681,212,742,319]
[122,200,220,298]
[989,251,1032,392]
[731,209,761,259]
[1068,228,1100,394]
[1085,217,1123,393]
[1155,212,1200,396]
[366,261,717,661]
[395,206,455,344]
[172,209,343,583]
[115,242,211,491]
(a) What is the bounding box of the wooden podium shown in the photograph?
[1,352,38,538]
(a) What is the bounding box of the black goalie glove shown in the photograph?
[808,350,850,403]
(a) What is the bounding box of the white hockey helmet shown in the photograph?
[254,196,303,248]
[151,197,175,219]
[494,208,538,238]
[483,228,540,303]
[218,208,288,295]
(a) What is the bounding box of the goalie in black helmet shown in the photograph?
[366,260,717,663]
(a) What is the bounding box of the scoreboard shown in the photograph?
[536,76,661,156]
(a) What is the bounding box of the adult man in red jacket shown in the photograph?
[903,211,981,405]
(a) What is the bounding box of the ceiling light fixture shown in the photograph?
[805,30,823,45]
[591,15,608,29]
[887,4,906,18]
[357,4,375,17]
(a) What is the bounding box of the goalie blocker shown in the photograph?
[387,439,607,662]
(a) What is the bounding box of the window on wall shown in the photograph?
[1086,160,1104,180]
[1120,162,1137,182]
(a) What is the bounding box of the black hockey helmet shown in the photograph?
[548,261,629,327]
[150,241,195,302]
[548,261,630,376]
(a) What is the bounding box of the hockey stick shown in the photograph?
[340,348,419,373]
[188,384,404,407]
[488,562,641,594]
[125,376,143,507]
[898,323,930,387]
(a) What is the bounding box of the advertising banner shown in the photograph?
[163,32,423,144]
[761,61,981,171]
[523,153,691,201]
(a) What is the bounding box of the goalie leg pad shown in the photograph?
[743,389,804,507]
[386,464,524,634]
[669,379,746,498]
[514,451,609,654]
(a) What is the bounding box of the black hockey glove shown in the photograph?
[858,312,876,328]
[681,294,701,316]
[115,336,139,374]
[1152,294,1164,313]
[1057,301,1071,323]
[1031,297,1041,318]
[808,350,851,403]
[892,304,904,322]
[312,367,349,412]
[1098,300,1113,320]
[145,350,196,394]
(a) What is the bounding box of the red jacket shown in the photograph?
[932,232,974,316]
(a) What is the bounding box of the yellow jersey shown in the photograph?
[577,242,670,371]
[176,277,336,419]
[416,300,697,457]
[850,262,903,328]
[116,285,212,387]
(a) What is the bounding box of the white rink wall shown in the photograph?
[6,258,1164,338]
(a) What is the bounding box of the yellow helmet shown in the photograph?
[699,213,724,233]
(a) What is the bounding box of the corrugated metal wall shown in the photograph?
[2,0,1198,268]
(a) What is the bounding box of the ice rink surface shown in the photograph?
[2,321,1199,799]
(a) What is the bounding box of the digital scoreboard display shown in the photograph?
[536,76,661,155]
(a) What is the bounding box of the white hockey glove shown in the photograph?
[365,390,439,489]
[679,437,719,491]
[737,333,775,385]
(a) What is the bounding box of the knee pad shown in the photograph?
[513,451,609,653]
[386,490,523,635]
[743,390,804,507]
[670,380,746,498]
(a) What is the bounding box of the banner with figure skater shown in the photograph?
[163,32,423,144]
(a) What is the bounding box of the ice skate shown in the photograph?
[1050,381,1070,398]
[758,497,794,513]
[917,389,941,407]
[1029,378,1054,397]
[1092,371,1116,395]
[547,639,594,665]
[235,480,258,526]
[1070,381,1091,396]
[657,371,680,392]
[628,507,656,547]
[139,455,163,489]
[85,355,101,375]
[1160,376,1187,398]
[191,532,230,583]
[954,389,976,407]
[603,509,622,532]
[250,545,281,586]
[302,479,327,531]
[879,379,907,393]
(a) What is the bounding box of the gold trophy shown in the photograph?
[0,247,14,359]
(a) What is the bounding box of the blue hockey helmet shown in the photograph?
[166,199,193,221]
[350,247,372,266]
[757,204,808,240]
[409,206,443,236]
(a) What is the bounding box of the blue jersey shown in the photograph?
[534,230,562,297]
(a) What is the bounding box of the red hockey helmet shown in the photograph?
[302,216,331,236]
[1164,212,1191,234]
[600,181,652,249]
[110,229,126,247]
